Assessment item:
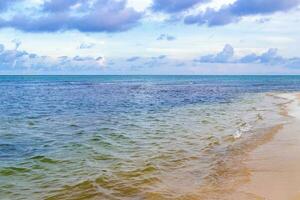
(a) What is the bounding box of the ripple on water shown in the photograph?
[46,164,161,200]
[0,167,31,176]
[30,156,62,164]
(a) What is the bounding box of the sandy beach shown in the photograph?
[234,93,300,200]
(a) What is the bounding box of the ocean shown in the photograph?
[0,75,299,200]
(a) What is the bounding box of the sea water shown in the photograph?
[0,75,299,199]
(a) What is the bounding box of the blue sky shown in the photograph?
[0,0,300,74]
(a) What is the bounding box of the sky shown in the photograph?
[0,0,300,75]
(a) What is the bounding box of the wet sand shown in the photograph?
[236,93,300,200]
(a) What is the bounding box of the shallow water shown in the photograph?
[0,75,299,200]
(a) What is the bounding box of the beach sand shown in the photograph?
[235,93,300,200]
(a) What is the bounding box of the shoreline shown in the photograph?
[234,93,300,199]
[195,92,300,200]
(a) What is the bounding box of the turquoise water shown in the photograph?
[0,76,298,199]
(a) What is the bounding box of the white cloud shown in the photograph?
[127,0,152,11]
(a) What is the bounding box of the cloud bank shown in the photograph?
[196,44,234,63]
[0,43,105,74]
[195,44,300,68]
[0,0,299,32]
[185,0,300,26]
[1,42,300,74]
[0,0,142,32]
